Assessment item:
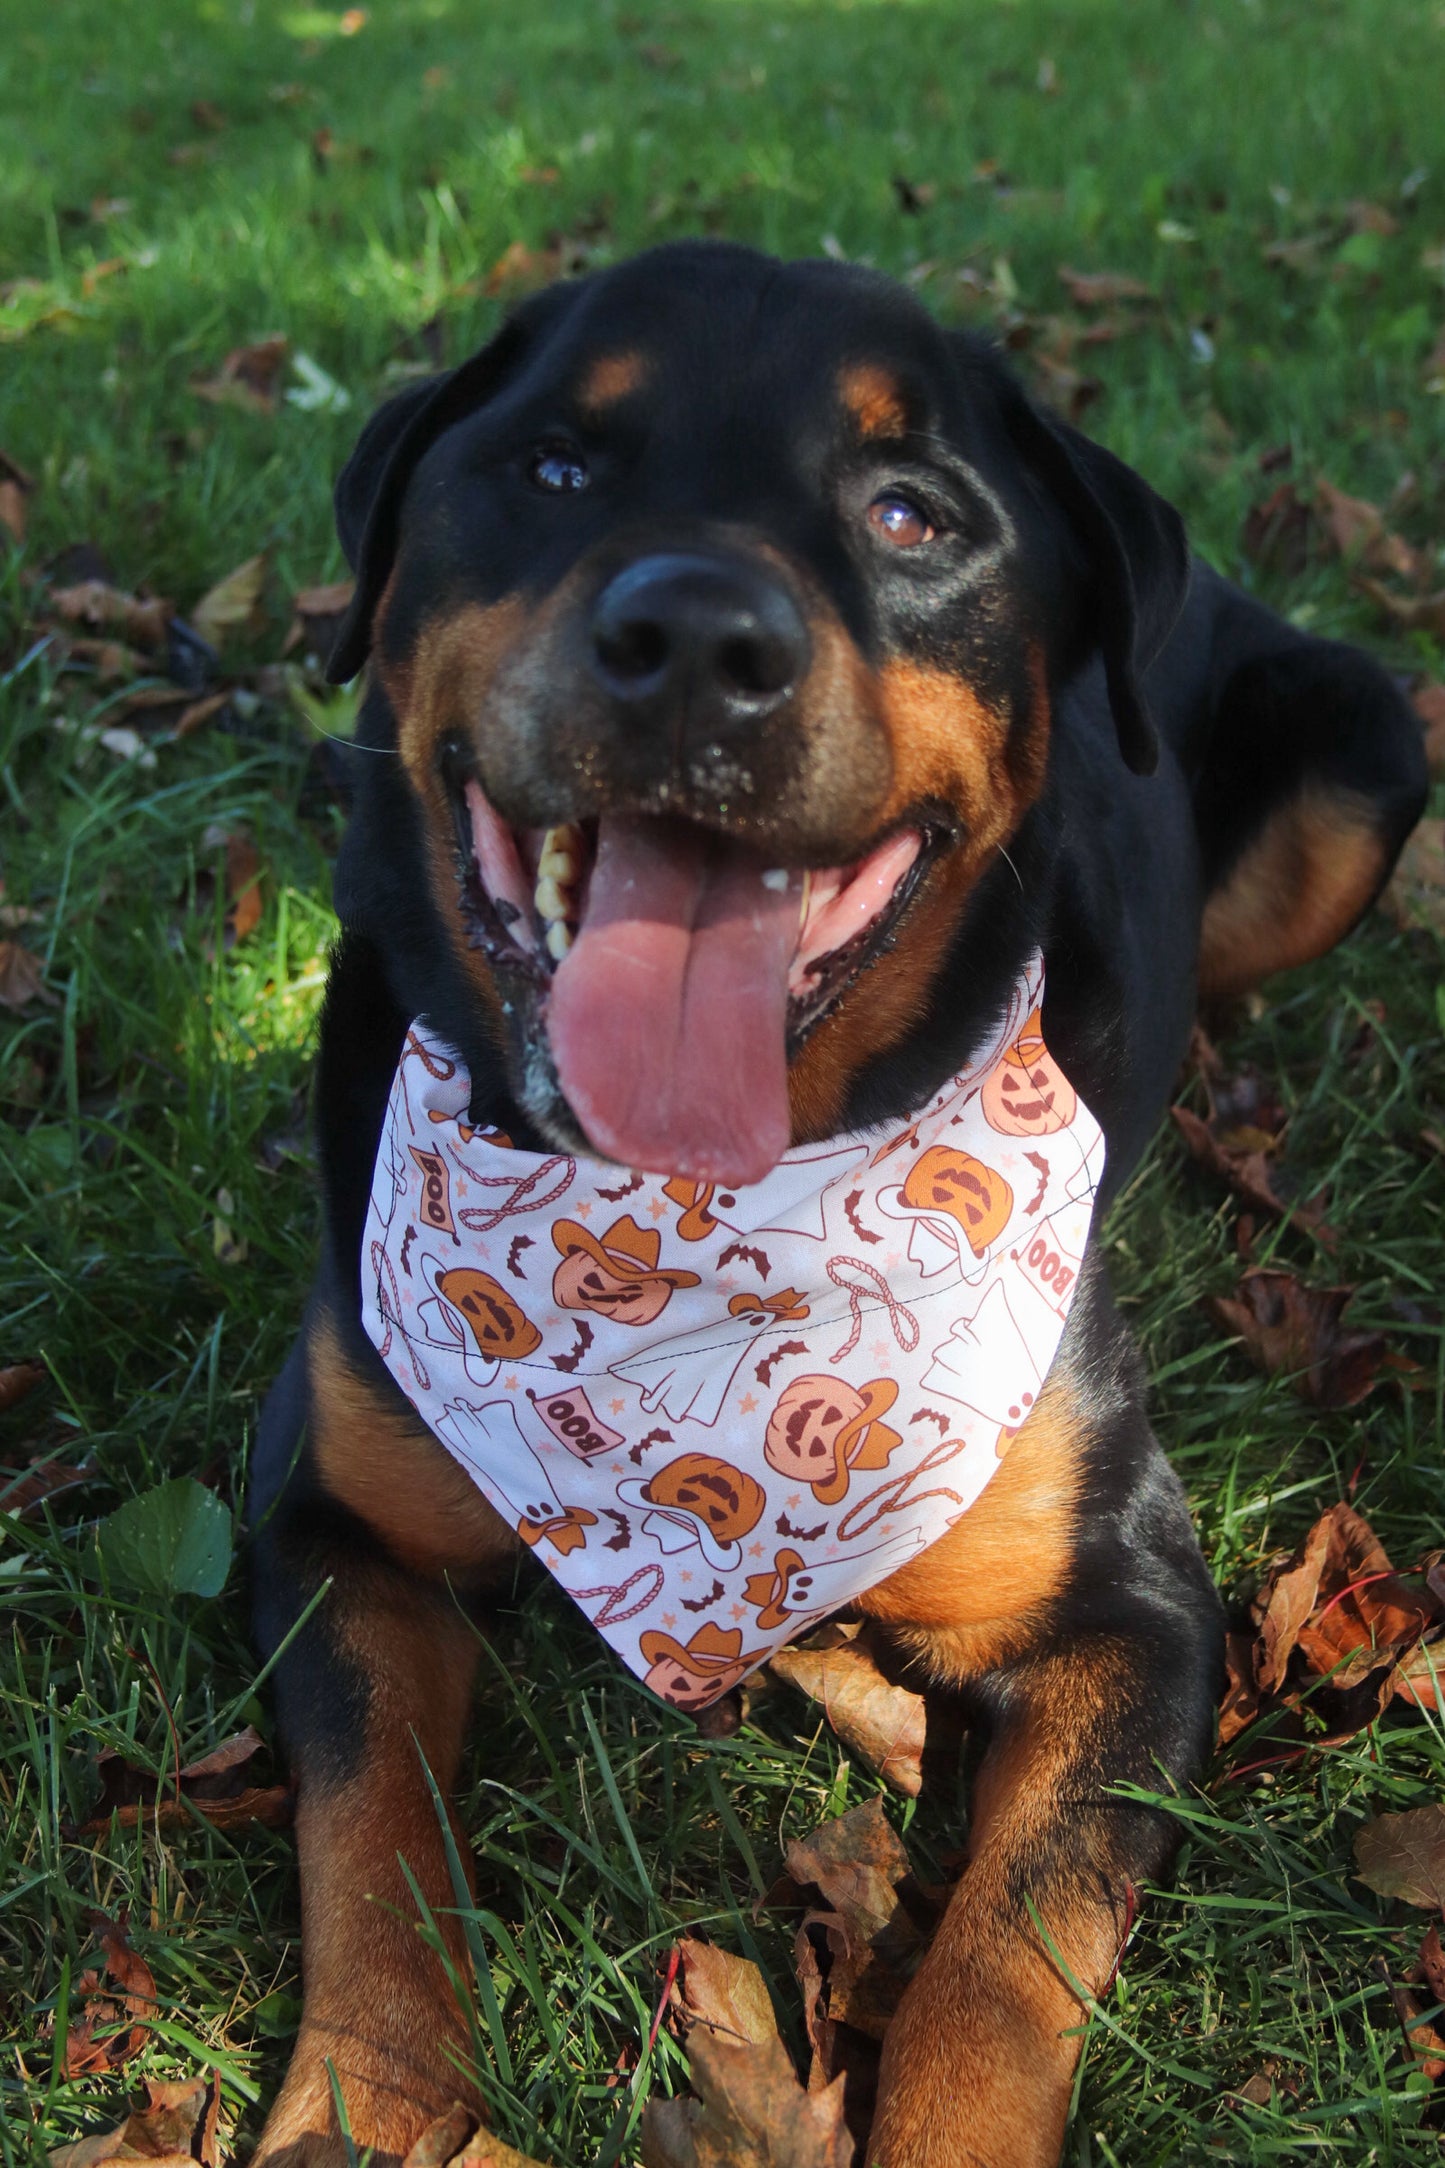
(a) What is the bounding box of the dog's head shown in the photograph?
[332,241,1187,1183]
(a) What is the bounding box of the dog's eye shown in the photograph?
[529,443,590,493]
[867,493,935,547]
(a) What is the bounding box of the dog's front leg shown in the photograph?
[250,1321,523,2168]
[858,1352,1223,2167]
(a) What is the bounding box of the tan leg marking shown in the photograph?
[1199,789,1388,997]
[310,1314,520,1582]
[868,1642,1137,2168]
[254,1570,485,2168]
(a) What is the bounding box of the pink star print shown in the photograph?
[505,1375,518,1390]
[787,1494,801,1510]
[610,1397,625,1414]
[662,1612,677,1628]
[679,1569,693,1583]
[730,1604,746,1622]
[717,1272,736,1292]
[648,1197,666,1220]
[871,1339,890,1361]
[747,1541,764,1558]
[737,1391,757,1414]
[574,1200,592,1217]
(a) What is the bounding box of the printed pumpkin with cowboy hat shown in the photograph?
[981,1007,1078,1137]
[552,1213,701,1325]
[763,1375,903,1504]
[640,1620,767,1709]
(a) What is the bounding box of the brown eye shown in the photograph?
[867,493,935,547]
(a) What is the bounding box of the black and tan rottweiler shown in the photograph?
[248,241,1426,2168]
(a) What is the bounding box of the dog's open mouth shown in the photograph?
[453,769,939,1184]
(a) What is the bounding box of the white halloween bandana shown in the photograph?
[360,954,1102,1710]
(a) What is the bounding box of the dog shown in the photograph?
[248,240,1426,2168]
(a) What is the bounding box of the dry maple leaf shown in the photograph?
[485,241,564,299]
[0,939,59,1011]
[1204,1270,1390,1408]
[48,2073,217,2168]
[1170,1104,1331,1242]
[60,1910,158,2076]
[72,1725,292,1838]
[1355,1806,1445,1911]
[669,1936,780,2049]
[190,336,289,416]
[47,580,171,651]
[192,555,267,652]
[640,2028,851,2168]
[1313,477,1432,588]
[770,1631,926,1796]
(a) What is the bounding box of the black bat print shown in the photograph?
[602,1508,631,1553]
[681,1579,725,1613]
[843,1187,882,1246]
[909,1407,951,1433]
[552,1318,594,1373]
[596,1171,643,1202]
[719,1239,770,1279]
[506,1232,534,1279]
[755,1338,808,1385]
[629,1426,674,1467]
[399,1222,417,1276]
[776,1512,827,1542]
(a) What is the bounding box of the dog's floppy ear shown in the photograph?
[999,382,1189,776]
[326,317,535,684]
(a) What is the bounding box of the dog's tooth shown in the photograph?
[761,867,789,893]
[539,823,583,879]
[545,919,573,961]
[535,874,570,922]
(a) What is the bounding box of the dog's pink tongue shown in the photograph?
[548,816,800,1185]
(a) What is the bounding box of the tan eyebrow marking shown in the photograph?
[839,362,911,441]
[577,349,651,412]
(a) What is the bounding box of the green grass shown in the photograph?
[2,0,1444,2161]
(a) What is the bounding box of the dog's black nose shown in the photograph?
[587,552,810,734]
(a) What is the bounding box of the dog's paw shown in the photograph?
[253,2028,478,2168]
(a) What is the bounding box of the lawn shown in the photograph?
[2,0,1444,2162]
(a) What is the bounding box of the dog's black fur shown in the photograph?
[248,242,1426,2168]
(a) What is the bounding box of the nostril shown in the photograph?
[594,615,669,684]
[716,630,798,699]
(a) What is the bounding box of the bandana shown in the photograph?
[361,954,1102,1709]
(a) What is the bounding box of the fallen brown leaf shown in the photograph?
[72,1725,292,1837]
[1356,575,1445,640]
[770,1630,926,1795]
[281,577,356,662]
[1355,1806,1445,1910]
[0,1358,46,1412]
[48,2074,215,2168]
[640,2028,851,2168]
[1242,480,1314,576]
[1171,1104,1331,1242]
[0,940,59,1010]
[1313,477,1433,587]
[1220,1504,1445,1766]
[61,1911,158,2076]
[1346,198,1399,237]
[0,1455,90,1520]
[1057,265,1154,307]
[1204,1270,1391,1408]
[1383,818,1445,936]
[669,1936,780,2049]
[191,555,267,652]
[190,336,289,416]
[47,579,171,651]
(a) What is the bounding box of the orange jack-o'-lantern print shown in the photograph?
[639,1621,763,1709]
[764,1375,902,1504]
[551,1213,700,1326]
[981,1009,1078,1137]
[901,1146,1013,1257]
[645,1453,764,1542]
[435,1268,541,1360]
